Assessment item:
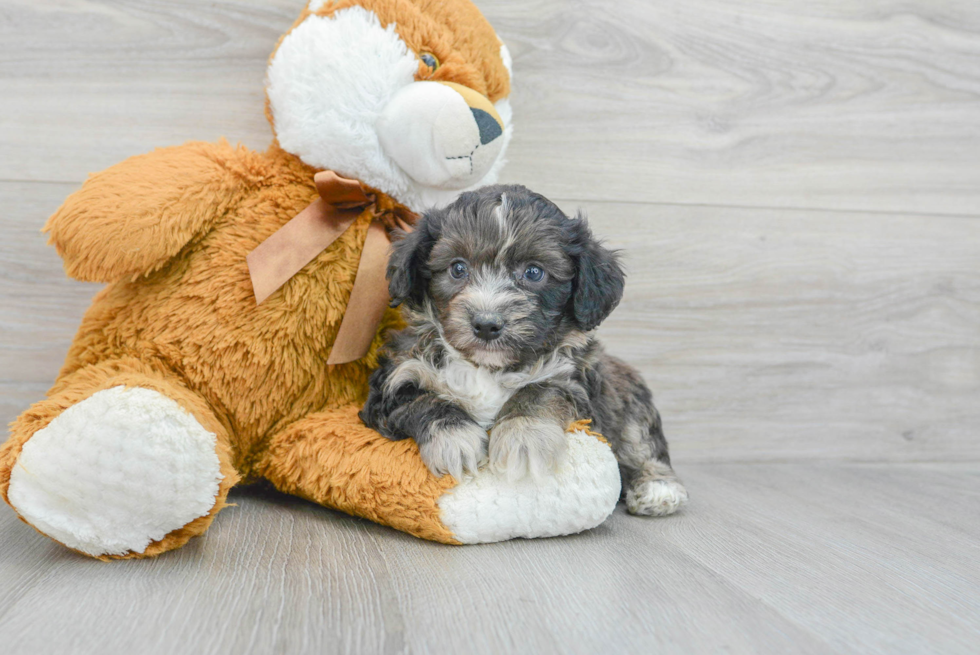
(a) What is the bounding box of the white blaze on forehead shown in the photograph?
[491,192,520,260]
[493,192,510,231]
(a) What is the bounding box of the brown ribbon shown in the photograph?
[246,170,416,365]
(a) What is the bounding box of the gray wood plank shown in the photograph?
[1,462,977,654]
[0,181,101,425]
[661,462,980,654]
[2,1,980,214]
[496,0,980,214]
[570,199,980,463]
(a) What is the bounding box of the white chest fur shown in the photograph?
[387,350,576,430]
[437,359,519,429]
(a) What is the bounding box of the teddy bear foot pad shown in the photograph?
[438,430,622,544]
[8,386,224,557]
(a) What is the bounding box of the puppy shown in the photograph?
[359,185,688,516]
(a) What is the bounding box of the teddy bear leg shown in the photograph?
[257,407,624,545]
[0,361,238,559]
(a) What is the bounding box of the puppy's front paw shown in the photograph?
[489,416,568,481]
[418,420,488,480]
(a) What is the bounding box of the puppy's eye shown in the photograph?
[420,52,440,71]
[449,260,469,279]
[523,265,545,282]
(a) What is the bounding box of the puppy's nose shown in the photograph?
[472,313,504,342]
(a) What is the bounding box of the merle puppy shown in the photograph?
[360,185,687,516]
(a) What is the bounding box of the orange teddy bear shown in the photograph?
[0,0,621,560]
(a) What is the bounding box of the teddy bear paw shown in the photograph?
[7,386,224,557]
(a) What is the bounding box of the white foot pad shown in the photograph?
[438,430,621,544]
[8,386,223,557]
[626,478,689,516]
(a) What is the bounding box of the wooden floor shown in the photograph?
[1,1,979,653]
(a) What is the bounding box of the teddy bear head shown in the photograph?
[266,0,513,211]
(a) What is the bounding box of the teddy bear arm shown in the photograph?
[43,139,259,283]
[255,407,625,546]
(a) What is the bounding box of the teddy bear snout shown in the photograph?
[375,80,505,190]
[470,107,503,145]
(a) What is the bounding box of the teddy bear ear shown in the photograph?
[387,217,438,309]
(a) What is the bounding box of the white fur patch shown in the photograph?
[268,8,416,197]
[267,7,514,212]
[495,98,513,129]
[387,346,576,429]
[461,269,523,314]
[376,81,505,189]
[499,43,514,80]
[7,387,223,557]
[493,192,510,232]
[627,479,689,516]
[439,430,621,543]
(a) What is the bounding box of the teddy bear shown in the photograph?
[0,0,621,560]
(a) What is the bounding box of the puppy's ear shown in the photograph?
[568,213,625,331]
[387,214,438,308]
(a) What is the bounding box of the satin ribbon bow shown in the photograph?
[246,170,417,365]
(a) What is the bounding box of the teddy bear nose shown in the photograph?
[470,107,503,145]
[472,313,504,341]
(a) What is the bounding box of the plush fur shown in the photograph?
[361,186,689,513]
[437,425,621,543]
[9,386,224,557]
[268,0,513,210]
[0,0,523,558]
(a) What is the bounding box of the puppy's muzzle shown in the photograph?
[375,81,505,190]
[471,312,504,342]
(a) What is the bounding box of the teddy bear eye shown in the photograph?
[449,260,468,279]
[420,52,440,70]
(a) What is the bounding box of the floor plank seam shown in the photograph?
[549,196,980,221]
[0,178,81,186]
[677,458,980,466]
[4,179,980,222]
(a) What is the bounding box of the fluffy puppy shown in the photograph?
[359,185,688,516]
